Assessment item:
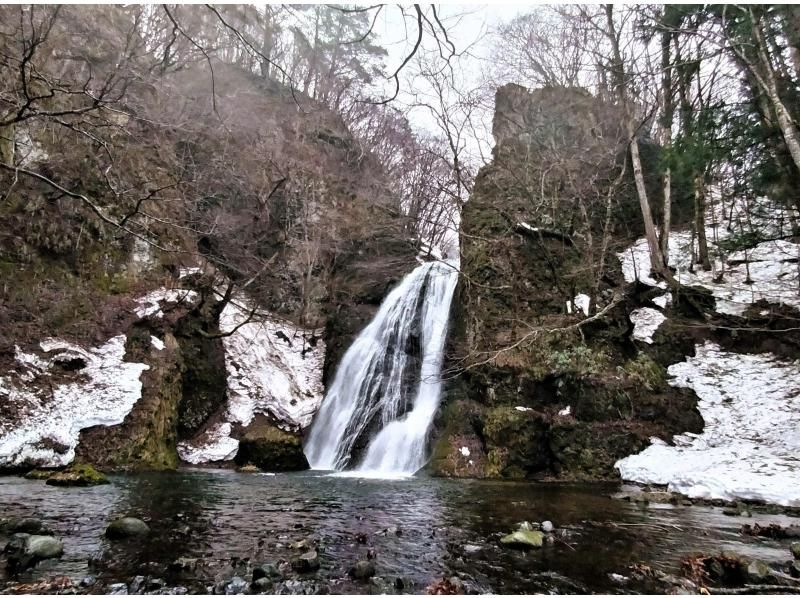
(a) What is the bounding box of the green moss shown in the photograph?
[619,353,667,391]
[45,463,109,486]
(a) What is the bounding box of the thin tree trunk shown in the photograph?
[659,17,674,264]
[693,174,711,270]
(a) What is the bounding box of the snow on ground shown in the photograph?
[0,337,149,468]
[619,195,800,316]
[620,234,800,316]
[616,342,800,506]
[630,307,666,343]
[177,298,325,464]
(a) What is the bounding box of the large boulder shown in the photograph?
[105,517,150,539]
[234,422,308,472]
[45,463,109,486]
[4,533,64,570]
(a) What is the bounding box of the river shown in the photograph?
[0,471,795,594]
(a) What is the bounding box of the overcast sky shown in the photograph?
[373,4,531,163]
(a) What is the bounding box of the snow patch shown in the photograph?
[619,195,800,316]
[514,406,532,412]
[616,342,800,506]
[150,336,165,351]
[630,307,666,344]
[0,336,148,468]
[459,446,471,457]
[567,293,590,316]
[558,405,571,416]
[177,298,325,464]
[135,288,198,318]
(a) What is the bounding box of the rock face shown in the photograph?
[0,63,414,472]
[233,420,309,472]
[432,84,701,480]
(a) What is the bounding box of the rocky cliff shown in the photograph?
[0,62,415,473]
[430,84,702,480]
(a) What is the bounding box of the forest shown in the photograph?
[1,3,800,596]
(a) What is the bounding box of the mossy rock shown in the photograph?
[429,399,487,478]
[45,463,109,486]
[500,529,544,549]
[24,469,55,480]
[483,406,550,478]
[234,422,308,472]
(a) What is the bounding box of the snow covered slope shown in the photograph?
[616,342,800,506]
[177,299,325,464]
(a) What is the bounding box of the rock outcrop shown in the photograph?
[431,84,702,480]
[0,62,414,473]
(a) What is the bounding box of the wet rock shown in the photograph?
[146,578,166,592]
[24,469,55,480]
[518,521,536,531]
[4,533,64,570]
[608,573,628,585]
[225,576,248,595]
[290,550,320,573]
[252,563,280,581]
[80,575,97,587]
[349,559,376,580]
[109,582,129,595]
[251,577,273,593]
[614,490,679,504]
[128,575,147,594]
[746,559,773,584]
[792,542,800,560]
[500,529,544,549]
[170,557,199,572]
[290,538,313,550]
[541,520,554,533]
[236,464,261,473]
[393,577,414,592]
[791,561,800,578]
[463,544,482,554]
[45,463,109,486]
[5,517,52,535]
[106,517,150,539]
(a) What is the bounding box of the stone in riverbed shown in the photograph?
[790,561,800,578]
[251,577,273,593]
[541,520,554,533]
[224,577,248,595]
[109,582,128,594]
[45,463,109,486]
[349,559,376,580]
[4,517,52,535]
[4,533,64,570]
[290,550,320,573]
[792,542,800,560]
[252,563,281,581]
[236,464,261,473]
[500,529,544,548]
[746,559,773,583]
[106,517,150,539]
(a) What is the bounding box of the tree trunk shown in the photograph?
[659,18,674,264]
[749,8,800,174]
[693,174,711,270]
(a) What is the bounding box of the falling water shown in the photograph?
[304,259,458,476]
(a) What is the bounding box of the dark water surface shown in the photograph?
[0,470,795,594]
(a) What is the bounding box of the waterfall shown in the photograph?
[304,259,458,476]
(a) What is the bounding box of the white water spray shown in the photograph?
[304,259,458,476]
